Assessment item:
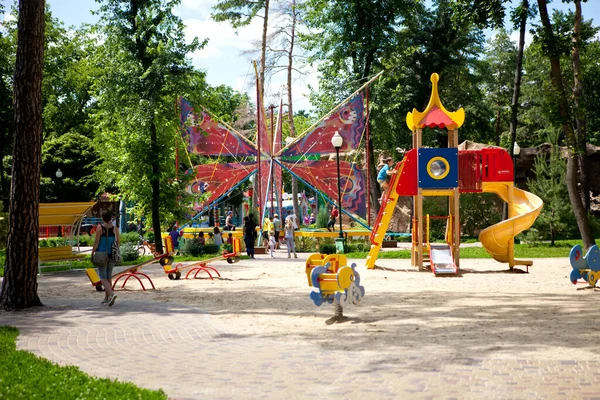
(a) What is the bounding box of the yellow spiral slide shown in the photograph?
[478,182,543,268]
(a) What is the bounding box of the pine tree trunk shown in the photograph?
[0,0,45,311]
[259,0,270,101]
[537,0,595,250]
[572,0,589,211]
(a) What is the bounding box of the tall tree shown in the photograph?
[302,0,421,213]
[93,0,203,252]
[213,0,271,100]
[535,0,594,249]
[0,5,16,211]
[571,0,589,210]
[0,0,45,310]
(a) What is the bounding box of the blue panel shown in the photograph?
[418,148,459,189]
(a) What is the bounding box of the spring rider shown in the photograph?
[306,253,365,323]
[569,244,600,286]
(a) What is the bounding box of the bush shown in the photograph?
[320,243,336,254]
[316,206,329,229]
[120,243,139,262]
[146,231,155,243]
[222,243,233,253]
[181,240,220,257]
[203,244,220,255]
[120,231,141,245]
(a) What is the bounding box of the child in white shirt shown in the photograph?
[269,230,276,258]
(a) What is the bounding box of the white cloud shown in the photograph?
[509,29,534,48]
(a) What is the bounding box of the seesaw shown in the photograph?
[86,253,174,292]
[305,253,365,323]
[162,238,241,280]
[569,244,600,286]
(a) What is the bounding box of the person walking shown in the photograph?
[225,211,235,231]
[91,211,119,306]
[268,230,276,258]
[262,216,273,247]
[272,213,282,249]
[244,214,257,258]
[284,219,297,258]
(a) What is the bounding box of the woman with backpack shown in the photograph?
[91,211,120,306]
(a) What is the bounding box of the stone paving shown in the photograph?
[2,296,600,399]
[2,254,600,400]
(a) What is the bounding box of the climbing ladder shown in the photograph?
[366,160,406,269]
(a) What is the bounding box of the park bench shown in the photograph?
[38,246,86,275]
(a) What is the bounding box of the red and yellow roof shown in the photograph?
[406,73,465,131]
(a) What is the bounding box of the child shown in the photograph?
[197,232,205,245]
[206,232,214,245]
[227,232,233,245]
[213,226,223,247]
[284,220,297,259]
[268,230,276,258]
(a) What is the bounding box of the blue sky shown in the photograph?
[3,0,600,113]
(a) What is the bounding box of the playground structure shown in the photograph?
[306,253,365,322]
[162,237,242,280]
[86,236,175,291]
[178,73,385,239]
[569,244,600,286]
[367,73,543,274]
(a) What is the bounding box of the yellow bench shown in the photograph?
[38,246,86,275]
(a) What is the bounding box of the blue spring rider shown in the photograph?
[569,244,600,286]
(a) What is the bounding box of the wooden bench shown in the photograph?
[38,246,86,275]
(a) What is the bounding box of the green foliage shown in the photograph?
[75,235,94,246]
[120,231,141,245]
[119,243,139,263]
[320,244,336,255]
[39,238,69,248]
[527,130,576,244]
[92,0,206,231]
[222,242,233,253]
[0,204,7,250]
[146,232,155,244]
[0,326,167,399]
[181,239,220,257]
[460,193,503,237]
[316,206,329,229]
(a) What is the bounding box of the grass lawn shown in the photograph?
[0,326,166,399]
[345,239,585,260]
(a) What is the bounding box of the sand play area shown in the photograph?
[36,252,599,360]
[4,251,600,398]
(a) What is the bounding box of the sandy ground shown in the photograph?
[34,249,600,364]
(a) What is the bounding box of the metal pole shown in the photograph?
[336,147,343,239]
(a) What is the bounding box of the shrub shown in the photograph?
[181,238,204,257]
[320,244,336,254]
[316,206,329,229]
[203,244,220,255]
[146,231,155,243]
[120,243,139,262]
[222,243,233,253]
[120,231,141,245]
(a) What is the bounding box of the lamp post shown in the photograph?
[55,168,63,179]
[513,141,521,184]
[331,132,344,239]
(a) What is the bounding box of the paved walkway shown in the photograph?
[2,295,600,399]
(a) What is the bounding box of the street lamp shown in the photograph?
[513,141,521,184]
[331,131,344,239]
[55,168,63,179]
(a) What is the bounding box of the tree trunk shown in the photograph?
[0,0,45,311]
[286,0,296,137]
[504,0,528,222]
[537,0,595,250]
[495,107,501,146]
[571,0,589,211]
[259,0,270,101]
[368,137,381,214]
[150,120,163,253]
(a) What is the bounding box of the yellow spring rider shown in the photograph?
[306,253,365,322]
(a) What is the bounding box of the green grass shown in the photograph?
[345,240,580,260]
[0,326,166,399]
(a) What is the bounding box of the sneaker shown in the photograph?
[294,254,298,258]
[288,254,291,258]
[108,294,117,307]
[101,299,108,305]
